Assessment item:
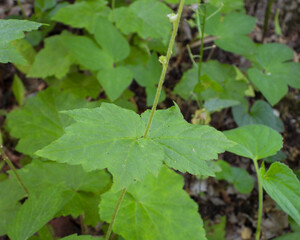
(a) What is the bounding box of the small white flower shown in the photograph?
[159,55,167,64]
[167,13,178,23]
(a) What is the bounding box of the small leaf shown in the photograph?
[28,34,74,79]
[94,17,130,62]
[100,166,207,240]
[12,75,25,106]
[52,0,110,33]
[97,66,133,101]
[232,100,284,132]
[61,35,113,71]
[0,20,42,42]
[61,234,104,240]
[113,0,171,42]
[0,41,27,65]
[273,232,300,240]
[248,43,300,105]
[204,216,226,240]
[7,186,69,240]
[223,125,283,161]
[260,162,300,225]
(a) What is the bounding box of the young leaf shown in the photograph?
[97,66,133,101]
[223,125,283,161]
[232,100,284,132]
[204,11,256,56]
[61,35,113,71]
[248,43,300,105]
[260,162,300,225]
[113,0,172,42]
[100,166,207,240]
[204,216,226,240]
[28,35,74,79]
[7,186,69,240]
[52,0,110,33]
[6,88,98,155]
[94,17,130,62]
[12,74,25,106]
[36,103,231,190]
[0,20,42,42]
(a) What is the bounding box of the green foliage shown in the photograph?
[100,166,207,240]
[232,100,284,132]
[204,216,226,240]
[113,0,171,42]
[260,162,300,225]
[223,125,283,161]
[52,0,110,33]
[61,234,104,240]
[248,43,300,105]
[36,103,231,190]
[215,160,254,194]
[0,20,42,64]
[7,186,68,240]
[6,88,98,155]
[12,75,25,106]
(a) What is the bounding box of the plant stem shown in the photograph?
[253,159,263,240]
[16,0,27,19]
[105,188,127,240]
[262,0,274,42]
[197,0,206,82]
[0,146,29,195]
[143,0,185,138]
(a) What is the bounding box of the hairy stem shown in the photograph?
[105,188,127,240]
[143,0,185,138]
[262,0,274,42]
[253,160,263,240]
[0,146,29,195]
[197,0,206,82]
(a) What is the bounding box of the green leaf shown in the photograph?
[97,66,133,101]
[0,41,27,65]
[0,159,111,235]
[28,34,74,79]
[260,162,300,225]
[205,11,256,56]
[0,20,42,42]
[128,53,165,106]
[113,0,172,42]
[52,0,110,33]
[35,0,56,12]
[174,61,248,105]
[62,35,113,71]
[204,98,240,112]
[204,216,226,240]
[248,43,300,105]
[7,186,68,240]
[223,125,283,161]
[36,103,231,190]
[100,166,207,240]
[6,88,96,155]
[209,0,244,13]
[94,17,130,62]
[215,160,254,194]
[274,233,300,240]
[61,234,104,240]
[59,73,101,99]
[232,100,284,132]
[11,39,36,74]
[12,74,25,106]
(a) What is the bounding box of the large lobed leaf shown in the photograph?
[100,166,207,240]
[36,103,232,190]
